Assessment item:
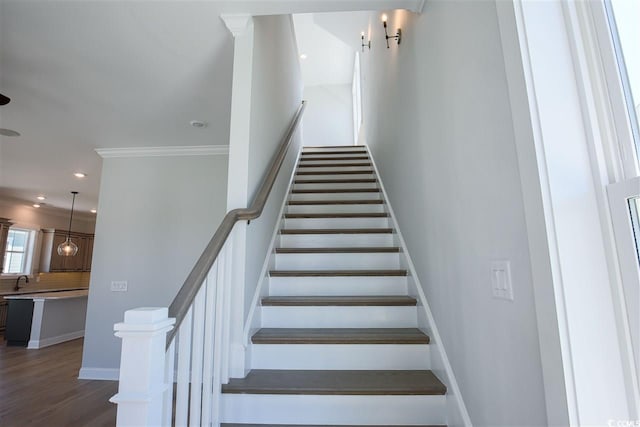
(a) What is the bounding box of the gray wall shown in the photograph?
[359,2,547,426]
[81,154,228,375]
[243,14,303,319]
[303,84,353,146]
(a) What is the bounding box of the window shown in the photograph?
[607,0,640,164]
[2,228,35,275]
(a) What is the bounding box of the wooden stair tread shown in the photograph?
[275,247,400,253]
[221,369,446,395]
[284,213,389,218]
[296,170,374,175]
[294,179,377,184]
[291,188,380,193]
[261,296,417,306]
[299,156,370,161]
[288,200,384,205]
[280,228,393,235]
[252,328,429,344]
[222,424,445,427]
[269,270,408,277]
[298,163,372,168]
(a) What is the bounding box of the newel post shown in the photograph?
[110,307,176,427]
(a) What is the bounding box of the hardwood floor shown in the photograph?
[0,337,117,426]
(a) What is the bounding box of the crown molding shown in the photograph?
[220,14,254,38]
[95,145,229,159]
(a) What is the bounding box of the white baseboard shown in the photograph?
[78,367,120,381]
[27,330,84,349]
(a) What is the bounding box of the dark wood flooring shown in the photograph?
[0,337,117,427]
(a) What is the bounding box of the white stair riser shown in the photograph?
[269,276,408,296]
[299,159,370,166]
[293,182,379,190]
[274,252,400,270]
[297,166,373,173]
[302,147,366,152]
[261,306,417,328]
[250,344,430,370]
[220,394,446,425]
[283,217,390,229]
[287,204,386,214]
[295,173,375,180]
[289,192,382,201]
[280,233,393,247]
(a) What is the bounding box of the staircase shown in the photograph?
[220,146,448,426]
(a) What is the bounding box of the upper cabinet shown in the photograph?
[40,229,94,272]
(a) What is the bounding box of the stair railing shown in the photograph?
[110,101,306,427]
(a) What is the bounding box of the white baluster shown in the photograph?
[201,261,219,426]
[110,308,175,427]
[221,239,233,384]
[163,340,176,426]
[189,284,207,426]
[211,245,227,422]
[175,308,193,427]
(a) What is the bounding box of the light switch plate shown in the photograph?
[491,260,513,301]
[111,280,128,292]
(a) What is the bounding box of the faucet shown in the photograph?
[15,275,29,291]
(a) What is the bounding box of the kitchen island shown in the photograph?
[4,289,88,348]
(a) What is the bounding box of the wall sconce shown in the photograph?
[382,14,401,48]
[361,32,371,52]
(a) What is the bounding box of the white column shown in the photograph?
[221,13,255,378]
[110,308,176,427]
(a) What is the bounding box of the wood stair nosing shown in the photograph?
[275,247,401,254]
[296,170,375,176]
[222,424,446,427]
[291,188,380,194]
[269,269,408,277]
[288,199,384,205]
[283,213,390,219]
[261,296,417,307]
[279,228,393,235]
[251,327,430,344]
[221,369,447,396]
[299,156,370,161]
[294,178,378,184]
[298,163,372,168]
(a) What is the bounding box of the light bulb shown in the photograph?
[57,239,78,256]
[382,14,388,23]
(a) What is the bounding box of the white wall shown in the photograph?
[359,3,547,426]
[243,14,303,319]
[303,84,353,146]
[80,154,228,376]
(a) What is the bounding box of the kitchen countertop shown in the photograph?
[0,287,89,297]
[4,289,89,300]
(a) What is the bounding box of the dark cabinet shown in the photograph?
[40,229,94,272]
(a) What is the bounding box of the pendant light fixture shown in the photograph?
[57,191,79,256]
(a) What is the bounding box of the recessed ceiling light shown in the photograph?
[90,209,97,214]
[0,128,20,137]
[300,54,308,59]
[37,195,46,201]
[74,172,87,178]
[190,120,207,128]
[33,204,41,208]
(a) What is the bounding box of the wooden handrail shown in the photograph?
[166,101,306,346]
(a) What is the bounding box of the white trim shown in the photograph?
[78,367,120,381]
[95,145,229,159]
[220,14,254,38]
[27,330,84,349]
[364,145,472,427]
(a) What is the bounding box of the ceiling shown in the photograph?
[0,1,234,213]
